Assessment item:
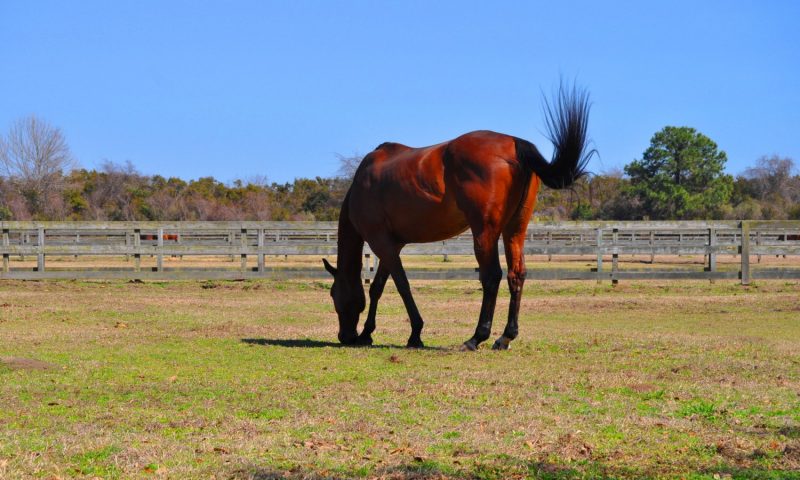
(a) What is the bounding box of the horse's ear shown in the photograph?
[322,258,338,276]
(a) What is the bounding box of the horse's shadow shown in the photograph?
[241,338,447,351]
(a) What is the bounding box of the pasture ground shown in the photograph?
[0,278,799,479]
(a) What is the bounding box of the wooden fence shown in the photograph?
[1,221,799,284]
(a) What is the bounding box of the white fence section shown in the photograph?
[1,221,799,284]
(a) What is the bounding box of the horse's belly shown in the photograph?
[387,198,469,244]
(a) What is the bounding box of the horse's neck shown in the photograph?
[336,199,364,277]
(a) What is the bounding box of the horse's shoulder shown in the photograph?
[374,141,410,153]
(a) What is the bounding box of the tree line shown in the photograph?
[1,115,798,222]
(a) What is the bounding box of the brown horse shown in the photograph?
[323,84,594,350]
[140,234,179,241]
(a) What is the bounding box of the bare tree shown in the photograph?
[0,115,76,216]
[336,152,363,181]
[742,155,796,202]
[244,174,270,188]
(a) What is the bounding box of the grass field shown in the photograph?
[1,277,799,479]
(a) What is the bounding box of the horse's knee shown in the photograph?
[507,269,527,293]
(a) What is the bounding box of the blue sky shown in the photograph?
[1,1,798,184]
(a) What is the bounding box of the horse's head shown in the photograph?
[323,258,365,344]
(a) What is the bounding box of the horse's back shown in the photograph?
[348,131,527,245]
[444,130,518,167]
[364,130,515,180]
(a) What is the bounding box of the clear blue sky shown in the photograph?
[1,1,798,184]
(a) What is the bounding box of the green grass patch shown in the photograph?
[1,279,799,478]
[677,399,725,423]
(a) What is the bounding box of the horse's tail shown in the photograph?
[515,83,595,189]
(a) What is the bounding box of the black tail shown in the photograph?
[515,82,595,189]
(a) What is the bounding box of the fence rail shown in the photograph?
[1,220,799,284]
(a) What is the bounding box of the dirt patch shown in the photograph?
[784,440,800,462]
[548,433,594,462]
[0,357,60,371]
[627,383,659,393]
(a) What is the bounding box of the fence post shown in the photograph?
[37,227,45,272]
[156,227,164,272]
[227,231,235,261]
[740,221,751,285]
[276,230,289,261]
[240,228,248,272]
[756,230,762,264]
[257,228,265,274]
[706,228,717,274]
[595,228,603,284]
[2,228,9,273]
[611,228,619,285]
[134,229,141,272]
[363,253,372,283]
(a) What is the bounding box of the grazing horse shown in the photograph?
[323,84,594,350]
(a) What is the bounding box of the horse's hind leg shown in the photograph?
[461,227,503,351]
[492,225,528,350]
[356,263,389,345]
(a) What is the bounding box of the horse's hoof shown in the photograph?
[406,338,424,349]
[355,334,373,346]
[491,337,511,350]
[460,340,478,352]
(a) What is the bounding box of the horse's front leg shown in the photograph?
[388,257,425,348]
[356,263,389,346]
[366,239,424,348]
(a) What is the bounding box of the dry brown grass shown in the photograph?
[0,278,799,479]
